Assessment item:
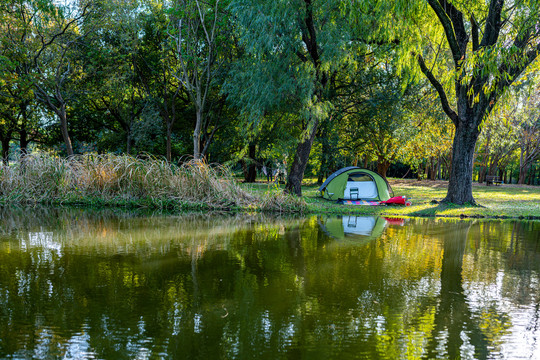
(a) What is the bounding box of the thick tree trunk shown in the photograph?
[425,221,488,359]
[285,119,319,196]
[19,128,29,156]
[376,158,391,179]
[443,122,480,205]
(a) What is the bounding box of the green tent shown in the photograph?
[318,167,392,201]
[318,215,387,243]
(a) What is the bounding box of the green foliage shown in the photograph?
[0,0,539,194]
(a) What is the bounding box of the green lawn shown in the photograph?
[241,178,540,219]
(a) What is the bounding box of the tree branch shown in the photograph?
[417,53,459,126]
[480,0,504,48]
[471,14,479,51]
[426,0,467,65]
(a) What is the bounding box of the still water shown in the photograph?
[0,207,539,359]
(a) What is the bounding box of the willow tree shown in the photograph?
[377,0,540,204]
[229,0,357,196]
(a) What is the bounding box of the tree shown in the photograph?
[82,0,149,154]
[335,58,423,179]
[168,0,229,160]
[515,95,540,184]
[28,1,91,156]
[230,0,357,196]
[0,0,43,157]
[411,0,540,204]
[475,110,517,184]
[399,93,454,180]
[136,4,190,162]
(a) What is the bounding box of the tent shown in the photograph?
[318,167,393,201]
[318,215,387,242]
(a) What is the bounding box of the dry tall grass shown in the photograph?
[0,153,305,212]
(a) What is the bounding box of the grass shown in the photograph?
[242,178,540,219]
[1,153,538,219]
[0,153,306,213]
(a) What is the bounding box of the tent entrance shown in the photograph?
[344,173,378,200]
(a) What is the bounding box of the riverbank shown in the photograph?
[0,154,306,213]
[1,154,539,219]
[242,179,540,219]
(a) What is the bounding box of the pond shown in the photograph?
[0,207,539,359]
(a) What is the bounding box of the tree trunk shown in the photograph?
[443,122,480,205]
[244,143,257,183]
[126,130,132,155]
[518,150,528,185]
[478,162,486,184]
[193,110,202,160]
[19,104,30,156]
[317,171,325,185]
[58,106,74,156]
[429,157,437,180]
[425,221,489,359]
[166,124,172,162]
[1,137,11,166]
[19,128,29,156]
[285,119,319,196]
[377,158,391,179]
[317,132,332,185]
[527,166,535,185]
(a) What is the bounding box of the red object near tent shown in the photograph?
[384,217,405,226]
[381,196,411,206]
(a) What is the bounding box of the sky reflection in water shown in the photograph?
[0,207,539,359]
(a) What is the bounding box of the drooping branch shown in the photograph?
[487,39,540,113]
[417,53,459,126]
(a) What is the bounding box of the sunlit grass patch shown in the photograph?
[299,179,540,219]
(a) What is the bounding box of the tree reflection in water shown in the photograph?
[0,209,539,359]
[425,221,488,359]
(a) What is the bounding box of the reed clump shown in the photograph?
[0,153,305,212]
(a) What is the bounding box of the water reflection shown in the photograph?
[319,215,388,240]
[0,208,539,359]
